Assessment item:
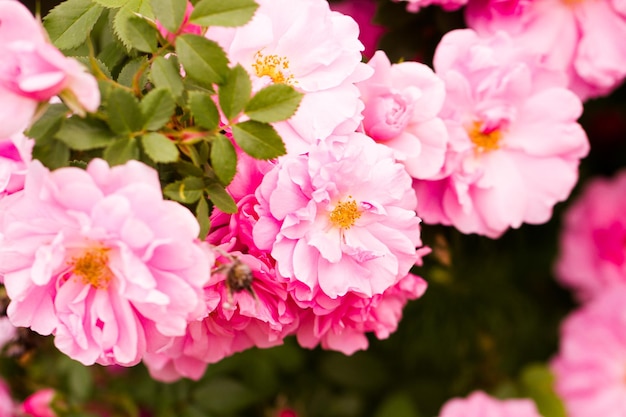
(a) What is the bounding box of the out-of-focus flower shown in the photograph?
[0,1,100,137]
[20,388,56,417]
[329,0,386,58]
[0,379,14,417]
[413,29,588,238]
[439,391,542,417]
[466,0,626,100]
[254,132,424,300]
[551,286,626,417]
[555,171,626,302]
[0,134,33,198]
[0,317,17,351]
[357,50,448,180]
[207,0,372,154]
[155,0,203,45]
[395,0,468,13]
[0,159,211,367]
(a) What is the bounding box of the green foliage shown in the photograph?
[219,65,253,121]
[150,0,188,34]
[140,88,176,131]
[176,34,230,87]
[163,177,205,203]
[43,0,104,50]
[103,137,140,165]
[112,9,158,53]
[141,132,179,163]
[245,83,303,123]
[205,181,237,213]
[190,0,259,27]
[211,134,238,185]
[150,56,185,99]
[55,117,117,150]
[231,120,287,160]
[189,91,220,130]
[106,88,144,134]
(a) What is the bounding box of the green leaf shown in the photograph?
[211,134,237,185]
[176,34,229,88]
[150,0,187,34]
[124,0,154,17]
[192,377,256,414]
[231,120,286,160]
[163,177,204,203]
[190,0,259,27]
[245,83,303,123]
[27,104,68,142]
[141,132,179,163]
[219,65,252,121]
[519,364,566,417]
[140,88,176,131]
[117,57,149,88]
[106,88,144,134]
[44,0,104,50]
[205,182,237,214]
[196,197,210,240]
[113,8,158,52]
[150,56,185,99]
[188,91,219,131]
[73,56,112,79]
[32,137,70,170]
[97,38,128,74]
[55,117,117,150]
[92,0,128,8]
[103,137,139,166]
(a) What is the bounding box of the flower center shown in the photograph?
[468,121,502,153]
[252,51,294,85]
[70,246,113,290]
[330,198,361,229]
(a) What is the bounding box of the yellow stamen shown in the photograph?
[252,51,294,85]
[71,246,112,290]
[330,198,361,229]
[468,121,502,153]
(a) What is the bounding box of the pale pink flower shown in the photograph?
[206,0,373,154]
[253,132,424,300]
[20,389,56,417]
[555,171,626,302]
[466,0,626,100]
[357,50,448,180]
[0,159,211,366]
[439,391,542,417]
[143,249,298,382]
[395,0,468,13]
[413,29,589,238]
[0,317,17,350]
[155,1,203,45]
[0,1,100,137]
[0,379,14,417]
[296,271,428,354]
[329,0,386,58]
[550,286,626,417]
[0,134,33,198]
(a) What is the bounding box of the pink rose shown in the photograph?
[20,389,56,417]
[155,1,203,45]
[439,391,542,417]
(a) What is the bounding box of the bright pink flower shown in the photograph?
[143,249,298,382]
[413,29,588,238]
[253,132,424,300]
[296,271,428,354]
[395,0,468,13]
[357,51,448,180]
[207,150,274,253]
[0,1,100,137]
[329,0,386,58]
[20,389,56,417]
[439,391,542,417]
[466,0,626,100]
[206,0,373,154]
[555,171,626,302]
[0,159,211,366]
[550,286,626,417]
[0,134,33,198]
[156,1,203,45]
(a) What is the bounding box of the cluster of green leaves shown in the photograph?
[28,0,302,239]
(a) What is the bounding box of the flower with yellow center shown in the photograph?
[329,198,361,229]
[467,121,502,154]
[251,50,295,85]
[70,246,113,290]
